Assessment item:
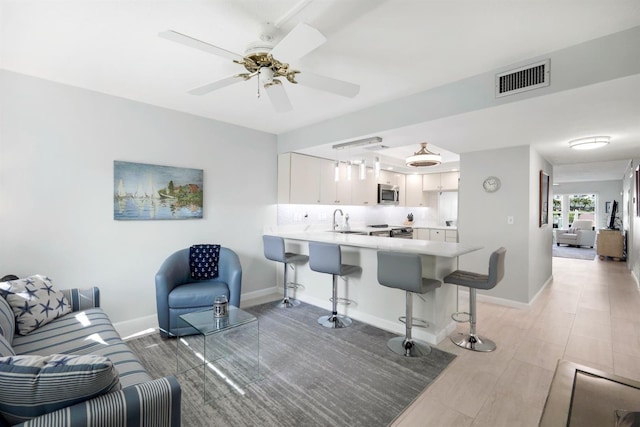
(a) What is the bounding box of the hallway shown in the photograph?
[394,256,639,426]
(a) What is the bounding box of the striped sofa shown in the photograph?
[0,287,181,426]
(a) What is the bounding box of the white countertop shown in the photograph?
[270,230,481,258]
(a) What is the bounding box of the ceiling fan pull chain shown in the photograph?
[256,74,261,98]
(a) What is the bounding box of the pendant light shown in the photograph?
[406,142,441,167]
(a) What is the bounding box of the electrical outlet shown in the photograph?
[507,216,514,225]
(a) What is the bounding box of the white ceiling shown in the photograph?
[2,0,640,183]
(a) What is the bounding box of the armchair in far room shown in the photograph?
[155,246,242,338]
[555,219,596,248]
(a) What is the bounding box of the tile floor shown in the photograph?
[392,256,640,427]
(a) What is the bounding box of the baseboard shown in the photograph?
[115,315,157,340]
[293,294,447,345]
[458,289,532,310]
[115,287,279,339]
[241,286,279,305]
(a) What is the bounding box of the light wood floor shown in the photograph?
[392,256,640,427]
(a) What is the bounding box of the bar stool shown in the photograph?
[262,235,309,308]
[444,247,507,352]
[308,241,360,328]
[377,251,441,357]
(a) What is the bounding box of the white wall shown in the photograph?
[528,147,554,301]
[458,145,552,304]
[0,70,278,325]
[624,160,640,285]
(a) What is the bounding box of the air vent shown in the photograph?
[495,59,550,98]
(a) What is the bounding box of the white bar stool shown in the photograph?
[308,241,360,328]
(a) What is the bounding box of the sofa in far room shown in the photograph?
[0,275,181,426]
[555,219,597,248]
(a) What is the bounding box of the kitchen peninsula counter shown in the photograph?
[266,230,482,344]
[272,230,478,257]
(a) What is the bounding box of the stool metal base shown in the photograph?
[449,332,496,352]
[274,297,300,308]
[387,336,432,357]
[318,314,352,328]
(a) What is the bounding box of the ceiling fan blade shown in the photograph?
[188,75,242,95]
[159,30,243,62]
[265,81,293,113]
[295,71,360,98]
[270,23,326,60]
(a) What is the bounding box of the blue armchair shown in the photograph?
[155,247,242,338]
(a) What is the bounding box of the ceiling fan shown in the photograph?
[159,23,360,112]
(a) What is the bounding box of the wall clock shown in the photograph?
[483,176,501,193]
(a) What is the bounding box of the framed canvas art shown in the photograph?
[114,161,203,220]
[539,170,549,227]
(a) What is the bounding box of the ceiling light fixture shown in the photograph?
[359,159,366,180]
[332,136,383,150]
[569,136,610,150]
[406,143,442,167]
[374,157,381,178]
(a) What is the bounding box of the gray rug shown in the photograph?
[552,244,596,260]
[127,301,455,427]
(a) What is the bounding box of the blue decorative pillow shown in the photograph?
[0,275,71,335]
[190,244,221,280]
[0,354,121,424]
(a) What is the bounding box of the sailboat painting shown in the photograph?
[114,161,203,220]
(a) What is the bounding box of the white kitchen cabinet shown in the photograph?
[430,229,446,242]
[422,172,459,191]
[413,228,457,242]
[414,229,430,240]
[278,153,322,204]
[320,160,351,205]
[405,174,427,207]
[351,167,377,206]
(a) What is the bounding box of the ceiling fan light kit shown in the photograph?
[569,136,610,150]
[406,143,442,167]
[159,22,359,112]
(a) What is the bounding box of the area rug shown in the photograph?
[127,301,455,427]
[552,244,597,260]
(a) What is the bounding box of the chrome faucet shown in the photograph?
[332,209,344,231]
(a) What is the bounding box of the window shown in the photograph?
[554,194,597,229]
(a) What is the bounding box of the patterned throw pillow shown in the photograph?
[0,354,121,424]
[0,275,71,335]
[189,244,221,280]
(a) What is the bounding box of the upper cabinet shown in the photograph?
[279,152,455,205]
[320,160,351,205]
[422,171,459,191]
[278,152,322,204]
[405,174,427,207]
[351,167,377,206]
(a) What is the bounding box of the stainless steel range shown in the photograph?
[390,227,413,239]
[367,224,413,239]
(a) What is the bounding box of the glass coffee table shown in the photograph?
[176,306,259,401]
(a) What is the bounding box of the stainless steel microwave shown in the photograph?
[378,184,399,205]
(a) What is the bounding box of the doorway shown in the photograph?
[553,194,597,229]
